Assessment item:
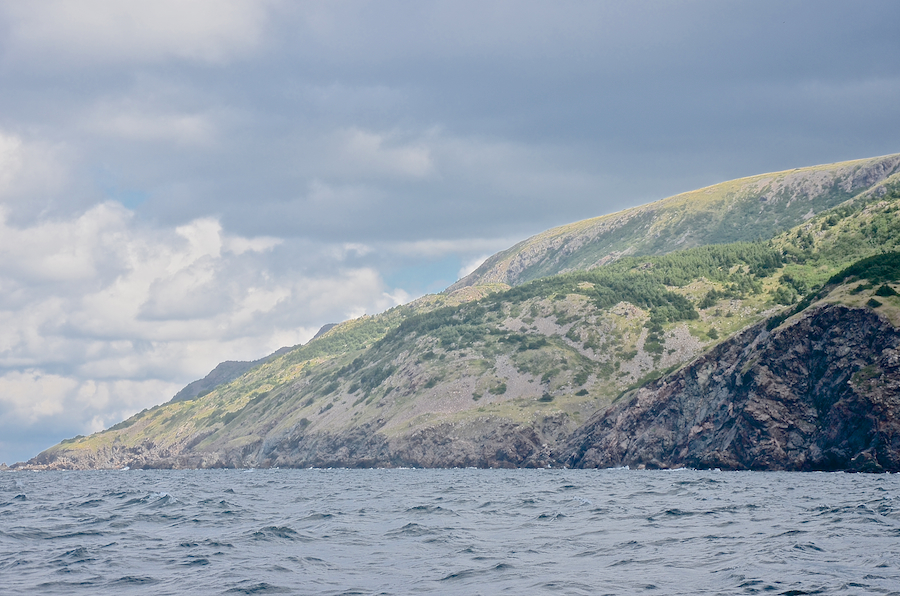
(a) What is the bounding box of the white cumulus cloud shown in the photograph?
[0,200,410,460]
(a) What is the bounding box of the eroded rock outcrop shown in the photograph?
[566,305,900,472]
[25,415,570,470]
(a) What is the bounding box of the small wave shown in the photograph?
[223,582,291,594]
[663,508,696,517]
[385,522,436,537]
[109,575,157,585]
[120,492,178,509]
[76,498,104,508]
[300,512,334,522]
[440,562,515,581]
[537,512,567,520]
[53,547,95,565]
[252,526,304,541]
[405,504,454,515]
[294,556,328,566]
[200,498,239,511]
[774,529,807,537]
[51,531,105,540]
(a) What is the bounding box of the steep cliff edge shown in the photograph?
[567,303,900,472]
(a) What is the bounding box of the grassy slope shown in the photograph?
[450,154,900,289]
[40,180,900,466]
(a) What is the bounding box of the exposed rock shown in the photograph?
[25,415,570,470]
[169,346,294,403]
[23,304,900,473]
[312,323,339,340]
[566,305,900,472]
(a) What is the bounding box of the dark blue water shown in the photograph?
[1,469,899,595]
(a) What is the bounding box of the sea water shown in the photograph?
[1,468,898,595]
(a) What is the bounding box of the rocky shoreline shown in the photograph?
[16,303,900,473]
[566,305,900,472]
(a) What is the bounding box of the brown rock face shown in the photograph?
[566,305,900,472]
[247,414,568,469]
[26,416,568,471]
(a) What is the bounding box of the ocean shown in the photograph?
[1,468,898,595]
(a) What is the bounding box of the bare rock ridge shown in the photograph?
[313,323,339,340]
[171,326,336,403]
[170,346,294,403]
[567,304,900,472]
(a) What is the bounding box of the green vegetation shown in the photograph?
[42,159,900,467]
[827,252,900,286]
[456,154,900,289]
[876,284,899,297]
[489,383,508,396]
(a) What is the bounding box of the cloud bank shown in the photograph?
[0,198,414,462]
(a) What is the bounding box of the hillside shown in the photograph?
[568,252,900,472]
[450,153,900,290]
[23,161,900,471]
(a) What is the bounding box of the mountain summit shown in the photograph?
[451,154,900,290]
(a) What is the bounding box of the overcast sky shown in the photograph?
[1,1,898,464]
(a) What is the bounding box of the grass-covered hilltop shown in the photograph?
[22,153,900,471]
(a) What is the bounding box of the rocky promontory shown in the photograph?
[567,304,900,472]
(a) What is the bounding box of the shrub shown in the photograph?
[772,286,796,305]
[488,383,507,395]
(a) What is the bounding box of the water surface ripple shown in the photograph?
[1,469,898,595]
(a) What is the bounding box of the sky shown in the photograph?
[1,1,899,465]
